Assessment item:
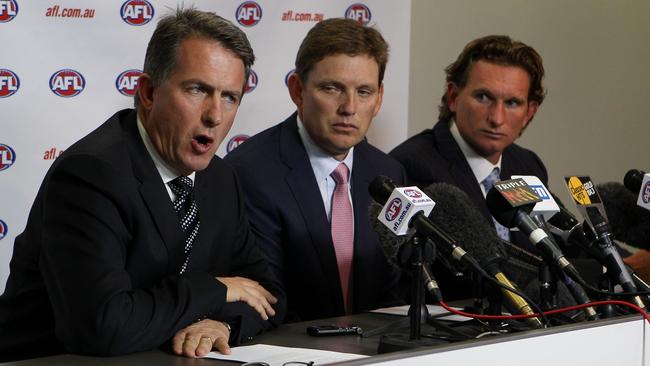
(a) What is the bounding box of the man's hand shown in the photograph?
[624,249,650,283]
[217,276,277,320]
[172,319,230,358]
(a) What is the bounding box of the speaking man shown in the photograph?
[0,8,284,362]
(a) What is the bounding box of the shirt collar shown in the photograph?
[449,119,501,184]
[297,114,354,183]
[137,114,195,185]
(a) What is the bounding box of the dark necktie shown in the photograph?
[168,176,200,274]
[481,167,511,241]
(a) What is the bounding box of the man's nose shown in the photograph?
[488,101,505,127]
[203,96,222,127]
[337,92,357,116]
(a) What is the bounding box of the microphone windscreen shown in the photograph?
[597,182,650,249]
[368,201,410,264]
[422,182,505,259]
[368,175,394,205]
[624,169,645,194]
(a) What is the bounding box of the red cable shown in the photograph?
[438,300,650,324]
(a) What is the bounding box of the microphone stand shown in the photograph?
[539,263,558,311]
[375,233,448,353]
[409,234,425,340]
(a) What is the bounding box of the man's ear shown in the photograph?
[446,82,460,113]
[287,72,304,110]
[522,101,539,129]
[136,73,155,112]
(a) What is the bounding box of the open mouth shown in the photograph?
[194,135,213,146]
[192,134,214,153]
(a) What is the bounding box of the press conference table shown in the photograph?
[3,312,648,365]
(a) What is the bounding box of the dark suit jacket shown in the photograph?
[390,119,548,299]
[0,109,285,361]
[225,113,406,321]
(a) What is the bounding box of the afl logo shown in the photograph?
[49,69,85,98]
[404,188,422,199]
[385,198,402,221]
[121,0,154,26]
[0,0,18,23]
[345,3,371,25]
[642,182,650,204]
[0,143,16,172]
[0,220,7,240]
[245,70,258,94]
[227,134,249,153]
[115,69,142,96]
[236,1,262,27]
[284,69,295,87]
[0,69,19,98]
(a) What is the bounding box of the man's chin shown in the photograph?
[177,158,213,175]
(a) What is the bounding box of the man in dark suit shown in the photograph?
[225,19,405,322]
[390,35,548,299]
[0,9,284,362]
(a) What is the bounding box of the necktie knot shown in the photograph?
[330,163,350,185]
[169,176,193,199]
[482,167,501,192]
[481,167,510,241]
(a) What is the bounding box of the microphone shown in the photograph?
[486,178,576,276]
[423,182,543,328]
[369,176,548,328]
[511,175,560,221]
[369,201,408,264]
[563,176,646,309]
[597,182,650,249]
[624,169,646,193]
[368,201,463,276]
[369,200,453,306]
[369,176,478,270]
[486,178,599,319]
[422,266,442,302]
[623,169,650,211]
[371,178,436,236]
[546,199,601,260]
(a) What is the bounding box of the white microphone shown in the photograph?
[511,175,560,222]
[375,183,435,236]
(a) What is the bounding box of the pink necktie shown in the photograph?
[330,163,354,314]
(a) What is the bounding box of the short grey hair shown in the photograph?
[135,7,254,107]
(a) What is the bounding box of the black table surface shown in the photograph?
[2,311,642,365]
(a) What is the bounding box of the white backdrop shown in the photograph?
[0,0,411,292]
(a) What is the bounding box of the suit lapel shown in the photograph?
[350,144,373,260]
[434,121,493,221]
[124,112,186,272]
[280,114,345,310]
[500,149,515,181]
[349,144,377,308]
[186,168,216,271]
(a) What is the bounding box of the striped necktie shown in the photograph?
[168,176,200,274]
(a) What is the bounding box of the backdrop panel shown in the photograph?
[0,0,411,292]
